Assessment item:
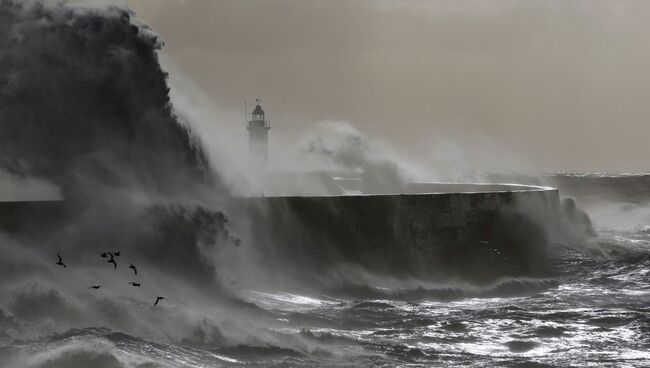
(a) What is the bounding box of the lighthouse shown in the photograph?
[246,98,270,171]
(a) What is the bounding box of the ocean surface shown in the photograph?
[1,173,649,368]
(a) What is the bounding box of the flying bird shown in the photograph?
[100,252,108,258]
[129,282,141,287]
[56,254,66,268]
[153,296,165,306]
[112,251,121,257]
[89,285,101,289]
[107,254,117,269]
[128,263,137,275]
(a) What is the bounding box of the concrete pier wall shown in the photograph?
[1,179,561,281]
[0,200,66,236]
[246,183,560,281]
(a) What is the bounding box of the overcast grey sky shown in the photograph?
[127,0,650,172]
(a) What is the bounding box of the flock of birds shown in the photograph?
[56,252,166,307]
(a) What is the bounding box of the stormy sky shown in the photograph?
[126,0,650,173]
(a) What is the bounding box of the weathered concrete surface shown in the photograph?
[0,200,66,235]
[0,175,65,235]
[246,183,560,282]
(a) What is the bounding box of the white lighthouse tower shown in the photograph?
[246,98,270,171]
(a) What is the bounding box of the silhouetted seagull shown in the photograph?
[129,263,137,275]
[107,254,117,269]
[89,285,101,289]
[129,282,141,287]
[56,254,66,268]
[100,252,108,258]
[154,296,165,306]
[112,251,121,257]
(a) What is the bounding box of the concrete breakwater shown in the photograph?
[1,180,561,282]
[0,200,66,235]
[245,183,561,282]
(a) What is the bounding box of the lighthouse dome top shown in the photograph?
[252,104,265,116]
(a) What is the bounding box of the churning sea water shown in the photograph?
[1,174,649,368]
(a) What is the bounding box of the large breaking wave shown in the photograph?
[0,0,213,197]
[0,0,249,352]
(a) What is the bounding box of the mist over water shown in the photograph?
[0,1,648,367]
